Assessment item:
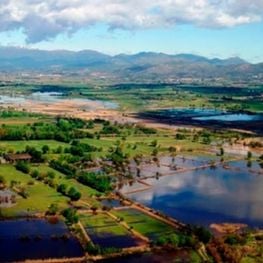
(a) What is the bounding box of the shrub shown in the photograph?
[15,161,30,174]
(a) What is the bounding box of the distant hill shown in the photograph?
[0,46,262,81]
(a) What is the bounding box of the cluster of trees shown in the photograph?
[24,146,44,163]
[62,207,79,225]
[15,161,30,174]
[107,146,129,167]
[50,160,76,178]
[101,123,120,135]
[30,169,56,187]
[57,184,81,201]
[154,226,211,249]
[15,160,81,201]
[135,125,157,135]
[77,172,112,192]
[154,233,196,248]
[0,110,39,118]
[67,140,101,157]
[0,117,90,142]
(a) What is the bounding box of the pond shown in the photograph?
[87,231,140,249]
[121,161,263,228]
[80,213,141,249]
[0,219,84,262]
[138,108,263,134]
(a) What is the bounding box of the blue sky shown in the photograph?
[0,1,262,63]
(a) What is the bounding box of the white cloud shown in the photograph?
[0,0,262,43]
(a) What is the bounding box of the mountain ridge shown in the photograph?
[0,46,262,81]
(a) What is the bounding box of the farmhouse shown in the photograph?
[4,153,32,163]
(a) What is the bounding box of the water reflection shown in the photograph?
[124,164,263,227]
[0,219,84,262]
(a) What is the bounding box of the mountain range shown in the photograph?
[0,46,262,81]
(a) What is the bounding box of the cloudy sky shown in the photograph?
[0,0,262,62]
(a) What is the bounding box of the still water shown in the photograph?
[0,91,118,109]
[122,161,263,228]
[0,219,84,262]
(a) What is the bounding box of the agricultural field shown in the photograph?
[79,213,141,249]
[112,208,176,240]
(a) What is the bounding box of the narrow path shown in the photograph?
[78,221,93,244]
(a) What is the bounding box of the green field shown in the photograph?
[80,213,129,236]
[112,208,175,240]
[0,140,68,152]
[0,164,68,216]
[36,165,99,201]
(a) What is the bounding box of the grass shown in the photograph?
[79,213,129,236]
[0,140,68,152]
[0,164,69,217]
[112,208,175,240]
[36,165,99,202]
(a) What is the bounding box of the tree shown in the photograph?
[47,171,55,179]
[193,226,212,244]
[62,208,78,225]
[15,161,30,174]
[57,183,68,195]
[31,169,40,179]
[55,146,63,154]
[47,203,58,215]
[42,145,50,154]
[78,172,112,193]
[25,146,43,163]
[67,187,81,201]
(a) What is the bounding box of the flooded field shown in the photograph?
[138,108,263,134]
[0,218,84,262]
[0,91,118,110]
[0,91,119,120]
[80,213,141,249]
[120,158,263,228]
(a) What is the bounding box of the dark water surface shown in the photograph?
[87,231,140,249]
[138,108,263,134]
[0,219,84,262]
